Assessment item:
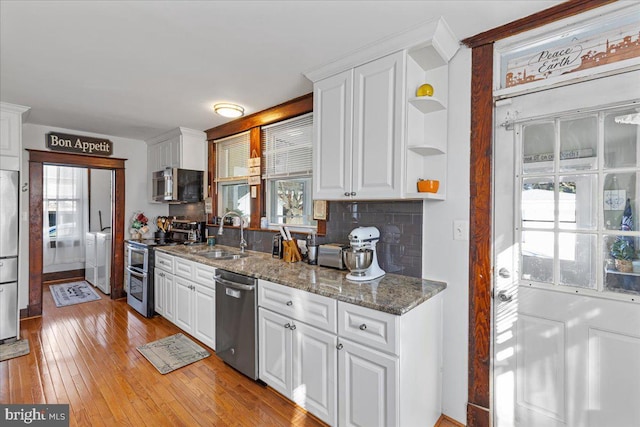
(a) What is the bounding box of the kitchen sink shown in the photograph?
[200,250,249,260]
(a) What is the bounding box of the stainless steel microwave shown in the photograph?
[152,168,203,203]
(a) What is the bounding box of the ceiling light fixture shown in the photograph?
[214,103,245,118]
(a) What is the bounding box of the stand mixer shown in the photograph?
[343,226,385,281]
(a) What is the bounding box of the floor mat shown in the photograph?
[137,333,210,374]
[50,281,101,307]
[0,339,30,362]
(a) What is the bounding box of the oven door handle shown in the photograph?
[126,266,147,278]
[214,275,255,292]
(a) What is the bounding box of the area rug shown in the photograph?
[137,333,210,374]
[50,281,101,307]
[0,339,30,362]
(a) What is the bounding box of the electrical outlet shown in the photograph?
[453,220,469,241]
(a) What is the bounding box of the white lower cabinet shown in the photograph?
[258,307,337,426]
[338,338,397,427]
[155,254,216,350]
[174,276,195,334]
[258,279,443,427]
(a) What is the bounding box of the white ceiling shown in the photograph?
[0,0,558,141]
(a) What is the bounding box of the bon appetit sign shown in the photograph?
[46,132,113,156]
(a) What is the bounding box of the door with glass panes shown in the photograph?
[493,70,640,427]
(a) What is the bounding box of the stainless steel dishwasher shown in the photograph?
[215,269,258,380]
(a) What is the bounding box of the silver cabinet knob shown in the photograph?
[286,301,293,306]
[344,192,350,197]
[498,268,511,278]
[497,291,513,302]
[284,323,291,329]
[350,192,356,196]
[290,324,296,330]
[336,343,343,350]
[359,324,367,330]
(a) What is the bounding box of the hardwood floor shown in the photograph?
[1,285,325,426]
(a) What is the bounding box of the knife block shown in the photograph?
[282,239,302,263]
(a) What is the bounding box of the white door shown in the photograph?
[494,70,640,427]
[338,338,398,427]
[174,277,194,333]
[194,283,215,350]
[313,69,353,199]
[154,269,164,315]
[291,321,337,426]
[163,273,175,323]
[258,308,291,398]
[352,51,404,199]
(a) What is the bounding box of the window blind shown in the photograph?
[215,131,250,182]
[262,113,313,178]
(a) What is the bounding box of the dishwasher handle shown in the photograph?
[214,275,255,292]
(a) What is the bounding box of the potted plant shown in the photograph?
[610,239,635,272]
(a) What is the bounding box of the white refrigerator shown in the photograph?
[0,170,19,341]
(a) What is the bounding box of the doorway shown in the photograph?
[493,71,640,426]
[26,150,126,318]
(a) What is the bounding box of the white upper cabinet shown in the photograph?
[146,127,206,202]
[352,52,404,199]
[0,102,30,171]
[305,17,458,201]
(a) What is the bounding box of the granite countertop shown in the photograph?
[155,244,446,315]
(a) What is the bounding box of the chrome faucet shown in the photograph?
[218,211,247,253]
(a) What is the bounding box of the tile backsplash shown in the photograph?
[207,200,423,278]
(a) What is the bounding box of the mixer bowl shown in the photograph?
[342,248,373,276]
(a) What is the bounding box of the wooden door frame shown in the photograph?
[26,149,127,317]
[461,1,615,425]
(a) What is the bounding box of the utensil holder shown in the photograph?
[283,239,302,263]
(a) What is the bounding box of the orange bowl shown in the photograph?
[417,179,439,193]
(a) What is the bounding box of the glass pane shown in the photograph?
[522,177,554,229]
[220,183,250,217]
[603,172,637,231]
[559,174,596,230]
[559,116,597,171]
[559,233,596,289]
[521,230,553,283]
[269,177,316,227]
[604,235,640,296]
[522,121,555,174]
[604,108,640,169]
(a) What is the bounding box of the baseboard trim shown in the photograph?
[436,414,466,427]
[42,269,85,284]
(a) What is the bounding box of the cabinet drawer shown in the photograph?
[258,280,336,333]
[174,257,194,280]
[155,252,174,273]
[338,302,398,355]
[194,262,216,290]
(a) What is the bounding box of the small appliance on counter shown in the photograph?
[318,243,348,270]
[343,226,385,281]
[169,219,206,244]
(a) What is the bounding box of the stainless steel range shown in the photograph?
[125,220,206,317]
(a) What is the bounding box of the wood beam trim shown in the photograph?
[461,0,617,48]
[205,93,313,141]
[468,45,494,422]
[26,149,126,169]
[28,160,43,317]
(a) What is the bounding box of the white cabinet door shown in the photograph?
[313,69,353,200]
[194,283,215,350]
[352,52,404,199]
[292,321,337,426]
[174,277,194,333]
[258,308,291,398]
[154,269,165,315]
[163,273,175,322]
[338,338,398,427]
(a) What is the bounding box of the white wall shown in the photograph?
[90,168,112,232]
[18,123,168,309]
[423,47,471,424]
